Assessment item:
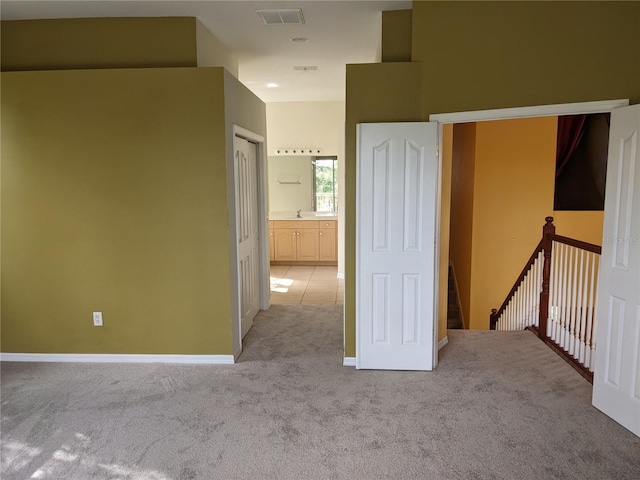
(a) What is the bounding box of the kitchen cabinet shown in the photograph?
[270,219,337,265]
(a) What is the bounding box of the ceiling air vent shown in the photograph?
[257,9,305,25]
[293,66,318,72]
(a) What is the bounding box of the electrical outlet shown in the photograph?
[93,312,103,327]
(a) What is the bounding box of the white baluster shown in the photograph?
[560,244,569,350]
[569,246,579,355]
[526,268,532,327]
[550,243,559,341]
[573,249,586,359]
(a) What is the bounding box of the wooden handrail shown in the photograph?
[491,238,544,326]
[550,234,601,254]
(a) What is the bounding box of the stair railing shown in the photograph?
[490,217,601,383]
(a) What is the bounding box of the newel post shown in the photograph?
[490,309,498,330]
[538,216,555,340]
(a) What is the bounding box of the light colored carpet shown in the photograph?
[2,305,639,480]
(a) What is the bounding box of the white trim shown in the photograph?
[343,356,356,367]
[438,336,449,351]
[233,345,243,362]
[233,125,265,144]
[337,272,345,280]
[429,99,629,124]
[0,353,235,364]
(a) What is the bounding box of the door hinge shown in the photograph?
[435,145,439,157]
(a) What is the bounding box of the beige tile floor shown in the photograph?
[270,265,344,305]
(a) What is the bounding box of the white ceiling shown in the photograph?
[1,0,412,103]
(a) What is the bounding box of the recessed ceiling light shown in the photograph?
[267,83,279,88]
[290,37,308,43]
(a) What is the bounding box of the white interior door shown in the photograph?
[356,122,438,371]
[235,136,260,338]
[592,104,640,437]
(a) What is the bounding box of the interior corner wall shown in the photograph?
[1,17,198,71]
[1,67,234,355]
[469,117,558,330]
[449,123,477,329]
[196,20,238,77]
[344,62,424,358]
[382,10,412,62]
[412,1,640,116]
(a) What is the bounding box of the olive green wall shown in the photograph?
[344,62,423,357]
[1,18,197,71]
[381,10,412,62]
[1,67,235,354]
[344,1,640,357]
[412,1,640,115]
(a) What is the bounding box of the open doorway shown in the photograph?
[433,100,625,335]
[264,102,345,308]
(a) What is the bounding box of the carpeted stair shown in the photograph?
[447,265,463,329]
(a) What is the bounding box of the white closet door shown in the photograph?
[235,136,260,338]
[592,104,640,437]
[356,122,438,371]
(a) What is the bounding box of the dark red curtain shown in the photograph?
[556,115,587,178]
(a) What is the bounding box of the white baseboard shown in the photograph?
[343,356,356,367]
[0,353,235,365]
[438,336,449,351]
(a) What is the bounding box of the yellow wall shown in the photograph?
[344,62,424,357]
[382,10,412,62]
[413,1,640,115]
[438,125,454,338]
[552,211,604,246]
[449,123,477,328]
[1,18,198,71]
[344,1,638,356]
[1,67,237,354]
[469,117,558,330]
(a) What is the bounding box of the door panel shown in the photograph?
[356,122,438,371]
[592,104,640,437]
